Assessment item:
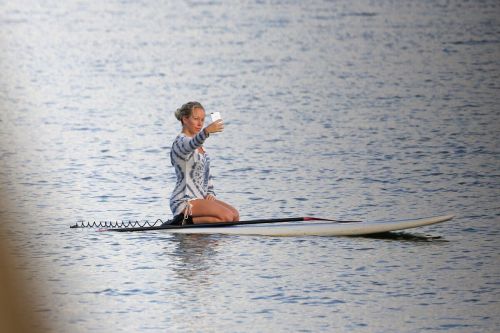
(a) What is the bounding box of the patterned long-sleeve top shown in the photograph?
[169,130,215,216]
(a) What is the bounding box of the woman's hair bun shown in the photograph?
[174,108,183,121]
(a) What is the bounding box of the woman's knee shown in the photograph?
[225,205,239,221]
[221,211,234,222]
[217,207,239,222]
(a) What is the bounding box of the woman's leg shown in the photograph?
[212,199,239,221]
[189,199,239,223]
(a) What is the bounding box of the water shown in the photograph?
[1,0,499,332]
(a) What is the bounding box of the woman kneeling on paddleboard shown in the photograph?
[168,101,239,225]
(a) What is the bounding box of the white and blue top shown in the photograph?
[169,130,215,216]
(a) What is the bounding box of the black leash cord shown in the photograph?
[70,219,167,229]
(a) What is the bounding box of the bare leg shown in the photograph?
[212,199,239,221]
[189,199,239,223]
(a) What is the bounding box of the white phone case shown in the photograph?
[210,112,221,123]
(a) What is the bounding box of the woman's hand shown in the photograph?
[205,194,216,201]
[204,119,224,135]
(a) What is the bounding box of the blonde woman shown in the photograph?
[168,101,239,225]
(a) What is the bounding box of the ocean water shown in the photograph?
[0,0,499,332]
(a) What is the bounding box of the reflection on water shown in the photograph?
[361,232,446,242]
[170,234,220,282]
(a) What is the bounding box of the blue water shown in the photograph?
[0,0,499,332]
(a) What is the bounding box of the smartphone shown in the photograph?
[209,112,222,123]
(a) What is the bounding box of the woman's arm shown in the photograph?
[172,120,224,158]
[173,130,208,158]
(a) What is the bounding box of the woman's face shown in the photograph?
[182,107,205,135]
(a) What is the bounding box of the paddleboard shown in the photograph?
[106,214,454,237]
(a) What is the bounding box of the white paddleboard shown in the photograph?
[161,214,454,237]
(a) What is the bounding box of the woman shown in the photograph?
[168,101,239,225]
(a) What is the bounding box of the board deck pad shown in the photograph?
[103,214,455,237]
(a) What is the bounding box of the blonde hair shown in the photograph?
[175,101,204,124]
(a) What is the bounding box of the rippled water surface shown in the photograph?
[1,1,499,332]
